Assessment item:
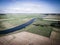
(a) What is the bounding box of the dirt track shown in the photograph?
[0,32,51,45]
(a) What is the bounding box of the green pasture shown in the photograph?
[0,14,53,37]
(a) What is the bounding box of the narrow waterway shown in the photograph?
[0,18,35,34]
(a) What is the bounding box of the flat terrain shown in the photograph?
[0,32,51,45]
[0,14,52,37]
[0,14,60,45]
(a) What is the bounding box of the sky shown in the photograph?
[0,0,60,13]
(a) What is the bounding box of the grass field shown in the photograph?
[0,13,53,37]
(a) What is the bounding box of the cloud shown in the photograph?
[0,2,60,13]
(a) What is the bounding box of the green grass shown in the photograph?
[26,26,52,37]
[20,19,53,37]
[0,14,53,37]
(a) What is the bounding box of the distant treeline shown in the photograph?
[44,14,60,15]
[0,13,60,15]
[0,14,6,15]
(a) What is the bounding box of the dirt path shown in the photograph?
[0,32,51,45]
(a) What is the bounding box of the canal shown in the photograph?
[0,18,35,34]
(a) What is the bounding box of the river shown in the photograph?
[0,18,35,34]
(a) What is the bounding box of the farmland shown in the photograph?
[0,13,53,37]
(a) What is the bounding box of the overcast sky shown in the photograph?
[0,0,60,13]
